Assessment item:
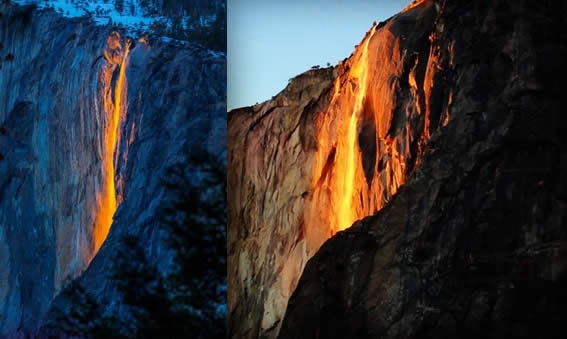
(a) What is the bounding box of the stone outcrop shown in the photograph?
[228,0,454,337]
[0,4,225,336]
[229,0,566,338]
[279,0,567,338]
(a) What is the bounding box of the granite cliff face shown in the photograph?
[228,1,449,337]
[0,4,225,336]
[229,0,566,338]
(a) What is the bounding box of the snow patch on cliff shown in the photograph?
[12,0,216,38]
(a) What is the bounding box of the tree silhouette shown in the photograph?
[51,150,227,338]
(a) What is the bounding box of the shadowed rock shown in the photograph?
[279,1,567,338]
[0,4,225,336]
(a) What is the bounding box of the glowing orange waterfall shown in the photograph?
[94,39,131,253]
[308,1,439,242]
[336,26,376,231]
[337,112,358,230]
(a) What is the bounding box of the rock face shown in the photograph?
[278,0,567,338]
[229,0,566,338]
[228,1,450,337]
[0,4,225,336]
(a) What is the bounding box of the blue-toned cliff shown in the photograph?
[0,4,225,336]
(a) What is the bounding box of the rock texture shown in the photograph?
[0,4,225,336]
[229,0,566,338]
[228,1,452,337]
[279,0,567,338]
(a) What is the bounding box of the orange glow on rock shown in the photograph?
[307,7,441,237]
[307,26,381,237]
[336,26,376,232]
[402,0,430,13]
[337,111,357,230]
[94,36,130,253]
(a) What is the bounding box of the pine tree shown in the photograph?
[51,150,227,338]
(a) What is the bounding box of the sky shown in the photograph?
[228,0,410,110]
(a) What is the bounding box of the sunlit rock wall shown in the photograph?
[227,1,456,337]
[279,0,567,337]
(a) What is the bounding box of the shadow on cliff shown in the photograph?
[46,149,227,339]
